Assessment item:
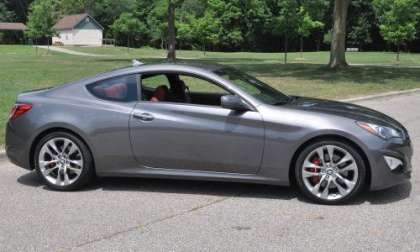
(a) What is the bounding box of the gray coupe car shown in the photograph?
[6,62,412,204]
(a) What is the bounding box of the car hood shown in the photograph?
[285,96,405,130]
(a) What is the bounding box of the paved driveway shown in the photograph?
[1,93,419,251]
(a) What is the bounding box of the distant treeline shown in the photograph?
[1,0,420,53]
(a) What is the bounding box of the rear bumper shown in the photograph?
[5,122,32,170]
[368,137,412,191]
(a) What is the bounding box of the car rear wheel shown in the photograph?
[34,132,94,190]
[295,140,366,204]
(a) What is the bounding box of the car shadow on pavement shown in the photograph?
[17,171,411,205]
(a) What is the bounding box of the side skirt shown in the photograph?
[97,167,288,186]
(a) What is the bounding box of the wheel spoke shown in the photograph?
[68,167,81,175]
[336,153,353,166]
[321,178,332,199]
[47,140,60,155]
[67,144,78,156]
[303,160,322,169]
[43,166,58,175]
[55,170,63,185]
[69,159,82,167]
[336,173,356,188]
[303,169,320,178]
[62,139,71,154]
[333,178,347,195]
[338,162,357,173]
[316,148,325,165]
[326,145,335,163]
[311,175,326,194]
[63,172,70,185]
[39,159,58,168]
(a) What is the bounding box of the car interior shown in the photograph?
[141,73,230,106]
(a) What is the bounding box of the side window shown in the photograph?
[142,74,170,89]
[87,74,138,102]
[141,72,231,107]
[180,75,229,94]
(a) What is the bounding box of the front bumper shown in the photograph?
[368,136,412,191]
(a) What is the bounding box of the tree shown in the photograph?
[110,12,145,49]
[347,0,375,51]
[329,0,351,68]
[193,12,220,54]
[25,0,58,53]
[271,0,299,64]
[59,0,136,38]
[0,1,15,22]
[373,0,420,62]
[206,0,243,49]
[296,6,324,58]
[238,0,271,51]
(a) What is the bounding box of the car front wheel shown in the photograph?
[295,140,366,204]
[34,131,94,190]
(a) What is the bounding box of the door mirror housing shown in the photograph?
[221,95,251,111]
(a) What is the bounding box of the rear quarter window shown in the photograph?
[87,75,138,102]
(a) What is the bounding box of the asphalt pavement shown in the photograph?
[0,92,419,251]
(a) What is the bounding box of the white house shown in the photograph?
[52,13,103,46]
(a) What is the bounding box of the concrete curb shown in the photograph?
[342,88,420,103]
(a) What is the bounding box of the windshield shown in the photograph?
[214,67,289,105]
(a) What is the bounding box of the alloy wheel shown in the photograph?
[301,144,359,201]
[38,137,84,186]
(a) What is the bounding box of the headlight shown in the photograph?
[357,121,402,139]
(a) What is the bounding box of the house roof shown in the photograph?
[0,22,26,31]
[54,13,103,30]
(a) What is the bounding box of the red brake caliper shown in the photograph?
[309,158,321,184]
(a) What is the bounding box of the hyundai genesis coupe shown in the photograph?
[5,62,412,204]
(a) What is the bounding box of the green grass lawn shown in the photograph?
[1,44,420,147]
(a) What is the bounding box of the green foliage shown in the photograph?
[110,12,146,46]
[296,6,324,38]
[0,1,15,22]
[25,0,58,40]
[2,0,420,53]
[373,0,420,48]
[347,0,375,49]
[323,30,333,45]
[270,0,299,37]
[206,0,243,47]
[59,0,136,31]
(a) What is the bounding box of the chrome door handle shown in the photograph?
[133,113,154,121]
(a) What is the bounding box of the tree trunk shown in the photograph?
[300,36,304,59]
[396,44,400,62]
[328,0,351,68]
[35,38,38,55]
[284,33,288,64]
[316,38,321,51]
[167,0,176,61]
[127,35,130,51]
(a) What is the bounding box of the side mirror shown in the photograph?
[221,95,251,111]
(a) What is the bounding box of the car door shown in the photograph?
[129,73,265,174]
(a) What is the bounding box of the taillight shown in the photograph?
[9,103,32,120]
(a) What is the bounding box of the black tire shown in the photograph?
[295,140,366,205]
[34,131,94,191]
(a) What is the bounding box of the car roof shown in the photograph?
[98,61,225,78]
[51,61,229,94]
